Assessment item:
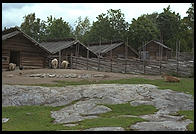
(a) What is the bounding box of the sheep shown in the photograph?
[61,60,69,69]
[161,73,180,82]
[51,58,58,69]
[9,63,16,71]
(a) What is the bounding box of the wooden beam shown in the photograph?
[59,50,61,69]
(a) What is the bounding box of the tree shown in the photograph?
[157,5,181,49]
[128,14,160,50]
[84,9,129,44]
[74,16,91,43]
[20,13,45,42]
[44,15,73,40]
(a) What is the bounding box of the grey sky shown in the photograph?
[2,3,192,29]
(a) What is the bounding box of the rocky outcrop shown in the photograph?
[2,84,194,131]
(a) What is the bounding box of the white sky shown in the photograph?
[2,3,192,29]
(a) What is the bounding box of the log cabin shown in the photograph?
[138,40,172,61]
[2,27,50,70]
[88,41,139,59]
[39,38,98,68]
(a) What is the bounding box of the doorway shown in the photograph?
[9,50,20,66]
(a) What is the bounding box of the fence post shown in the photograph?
[111,58,113,72]
[159,60,162,74]
[70,53,73,69]
[87,46,89,70]
[98,57,100,71]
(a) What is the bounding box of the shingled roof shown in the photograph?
[89,41,139,56]
[40,39,76,54]
[40,39,98,56]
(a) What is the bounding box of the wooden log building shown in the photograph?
[88,41,139,59]
[39,38,98,68]
[2,27,50,70]
[138,40,172,61]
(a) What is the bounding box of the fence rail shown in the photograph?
[69,56,193,77]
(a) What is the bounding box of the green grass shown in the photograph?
[99,103,158,117]
[68,117,146,131]
[28,77,194,96]
[3,77,194,131]
[175,110,194,131]
[2,106,69,131]
[2,103,158,131]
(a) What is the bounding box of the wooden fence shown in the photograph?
[69,56,194,77]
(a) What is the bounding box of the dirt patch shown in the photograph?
[2,69,162,85]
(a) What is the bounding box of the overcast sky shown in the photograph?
[2,3,192,29]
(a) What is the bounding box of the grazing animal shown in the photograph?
[9,63,16,71]
[161,73,180,82]
[51,59,58,69]
[61,60,69,69]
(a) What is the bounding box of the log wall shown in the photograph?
[2,34,47,70]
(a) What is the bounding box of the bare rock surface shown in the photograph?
[2,84,194,131]
[130,119,192,131]
[84,127,125,131]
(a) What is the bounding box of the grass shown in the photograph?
[29,77,194,96]
[68,117,146,131]
[3,77,194,131]
[2,106,69,131]
[99,103,158,117]
[2,103,158,131]
[173,110,194,131]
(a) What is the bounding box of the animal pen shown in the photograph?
[68,40,194,77]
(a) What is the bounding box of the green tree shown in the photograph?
[44,15,73,40]
[20,13,46,42]
[84,9,129,44]
[74,16,91,43]
[157,5,181,49]
[128,14,160,50]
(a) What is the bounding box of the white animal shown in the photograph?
[51,59,58,69]
[9,63,16,71]
[61,60,69,69]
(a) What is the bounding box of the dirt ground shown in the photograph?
[2,68,162,85]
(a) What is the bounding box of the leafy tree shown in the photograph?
[74,16,91,43]
[84,9,129,44]
[157,5,181,49]
[44,15,73,40]
[128,14,160,50]
[20,13,45,42]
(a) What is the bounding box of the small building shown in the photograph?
[138,40,172,60]
[88,41,139,59]
[2,27,49,70]
[39,38,97,68]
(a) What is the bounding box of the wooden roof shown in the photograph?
[139,40,172,51]
[40,39,98,57]
[40,39,76,54]
[2,26,50,54]
[89,41,139,56]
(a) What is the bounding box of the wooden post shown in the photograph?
[59,50,61,69]
[110,40,113,72]
[176,41,178,76]
[143,41,146,74]
[159,45,162,74]
[176,40,180,76]
[110,50,113,72]
[70,53,73,69]
[124,38,128,73]
[98,36,101,71]
[75,43,78,69]
[87,44,89,70]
